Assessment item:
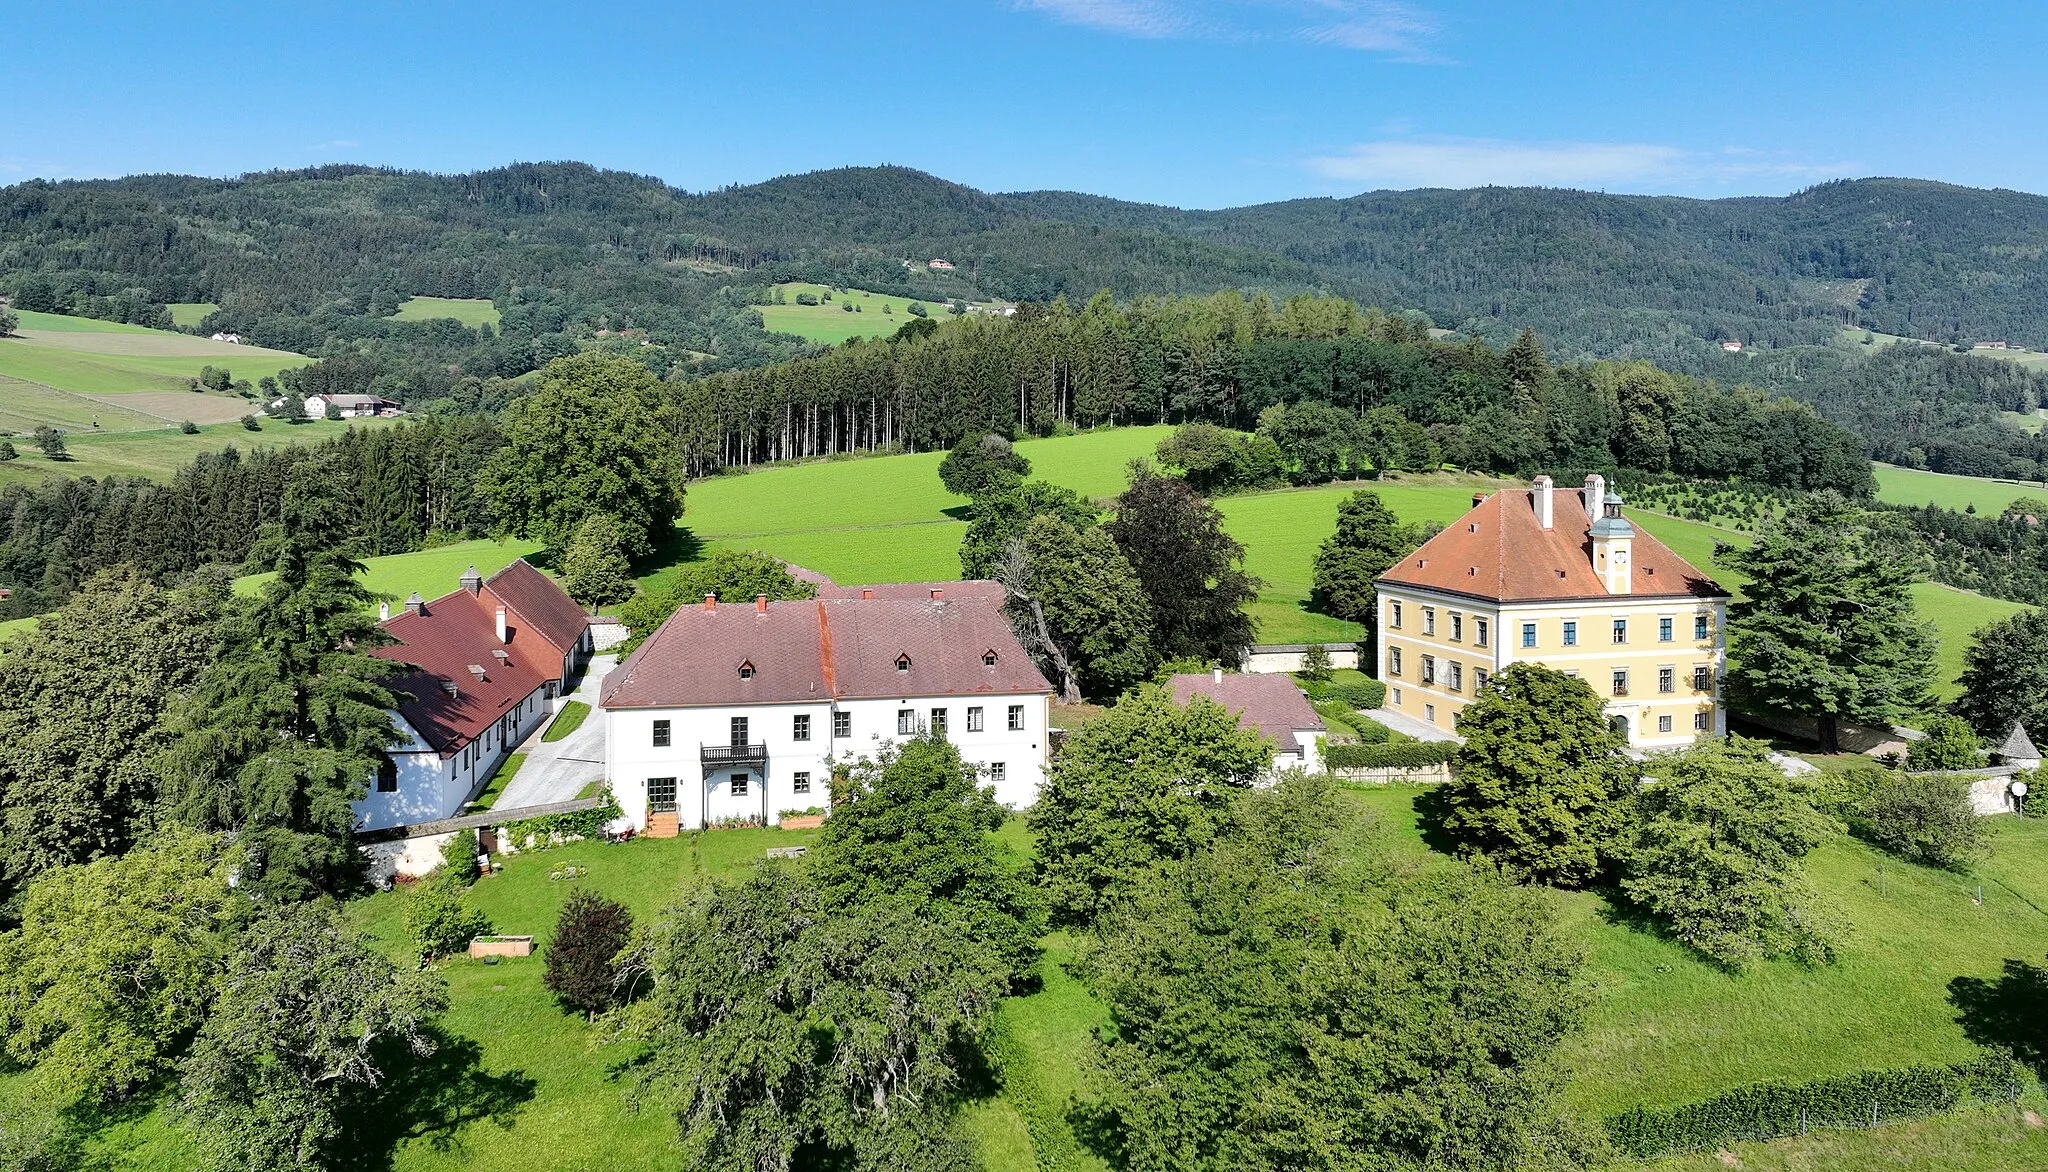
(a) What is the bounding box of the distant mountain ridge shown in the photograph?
[6,162,2048,372]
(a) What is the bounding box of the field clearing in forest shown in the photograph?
[388,296,501,327]
[758,283,987,345]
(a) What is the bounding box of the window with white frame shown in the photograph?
[793,714,811,741]
[1658,714,1674,733]
[1390,601,1403,628]
[652,719,670,748]
[1475,617,1489,647]
[1389,646,1403,675]
[930,707,948,736]
[1474,666,1489,690]
[897,709,916,735]
[1423,607,1436,635]
[730,773,748,797]
[1659,616,1674,642]
[834,711,852,737]
[1692,665,1712,692]
[1421,655,1436,684]
[1611,669,1629,697]
[1658,667,1675,694]
[1447,662,1463,692]
[1612,618,1628,645]
[1450,613,1463,641]
[1521,621,1537,648]
[1007,704,1025,731]
[967,706,984,732]
[1562,621,1578,646]
[1425,703,1436,723]
[989,762,1006,783]
[793,771,811,794]
[1695,614,1710,640]
[1694,710,1711,731]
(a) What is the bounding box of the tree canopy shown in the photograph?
[1106,465,1259,668]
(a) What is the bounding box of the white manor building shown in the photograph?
[601,583,1053,834]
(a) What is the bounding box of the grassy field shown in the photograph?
[0,417,399,488]
[0,309,310,397]
[235,537,546,606]
[758,283,982,345]
[165,303,217,329]
[389,297,501,328]
[1875,463,2046,513]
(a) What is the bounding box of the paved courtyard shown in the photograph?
[493,653,615,810]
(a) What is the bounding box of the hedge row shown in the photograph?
[1603,1050,2025,1159]
[1325,741,1456,770]
[1300,678,1387,710]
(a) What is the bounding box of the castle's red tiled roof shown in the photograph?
[1165,673,1324,755]
[601,593,1050,709]
[1376,488,1726,604]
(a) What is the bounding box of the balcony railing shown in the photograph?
[701,742,769,773]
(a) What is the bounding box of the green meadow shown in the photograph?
[236,536,545,606]
[389,296,502,328]
[1875,462,2046,514]
[757,282,978,345]
[77,783,2046,1171]
[0,416,400,488]
[165,302,218,329]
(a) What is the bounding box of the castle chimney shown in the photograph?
[378,601,391,621]
[495,605,508,644]
[1583,473,1606,521]
[404,592,425,617]
[1213,666,1223,684]
[1472,492,1487,508]
[862,588,874,600]
[755,594,768,614]
[703,594,716,612]
[1533,475,1554,529]
[459,566,482,596]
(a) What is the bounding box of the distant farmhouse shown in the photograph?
[1974,340,2010,350]
[1720,340,1742,353]
[356,561,592,832]
[270,392,402,418]
[601,583,1051,836]
[1375,475,1731,748]
[927,258,956,270]
[209,332,244,344]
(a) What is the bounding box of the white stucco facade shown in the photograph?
[354,688,552,833]
[607,691,1051,830]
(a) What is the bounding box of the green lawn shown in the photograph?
[758,283,979,346]
[235,537,546,607]
[389,297,501,328]
[467,753,524,813]
[0,417,398,488]
[540,701,590,743]
[1875,464,2046,513]
[165,303,218,329]
[0,310,310,397]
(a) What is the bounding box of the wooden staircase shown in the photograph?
[646,811,681,839]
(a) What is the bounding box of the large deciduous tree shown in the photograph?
[1439,663,1638,887]
[958,480,1097,579]
[615,548,818,651]
[1717,496,1936,754]
[177,904,446,1172]
[0,568,224,891]
[937,432,1030,498]
[1088,774,1588,1172]
[479,352,685,556]
[157,471,402,899]
[1028,686,1272,924]
[1621,738,1838,970]
[811,736,1044,985]
[559,512,635,609]
[1955,609,2048,741]
[999,514,1156,702]
[1106,464,1260,668]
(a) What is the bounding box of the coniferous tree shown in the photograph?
[1717,496,1937,753]
[560,513,634,609]
[158,471,403,899]
[544,890,635,1019]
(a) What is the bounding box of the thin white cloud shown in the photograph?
[1015,0,1441,58]
[1306,136,1857,191]
[306,139,361,153]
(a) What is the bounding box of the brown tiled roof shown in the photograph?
[601,594,1051,709]
[374,592,547,757]
[1376,488,1726,603]
[1165,673,1324,755]
[482,559,587,658]
[815,579,1006,602]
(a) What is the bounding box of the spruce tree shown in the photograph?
[1717,496,1935,753]
[158,470,402,898]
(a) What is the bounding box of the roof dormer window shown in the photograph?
[982,649,999,667]
[895,653,912,672]
[737,661,755,680]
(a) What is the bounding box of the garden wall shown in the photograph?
[1244,642,1360,674]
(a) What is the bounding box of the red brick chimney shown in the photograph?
[703,594,716,612]
[755,594,768,614]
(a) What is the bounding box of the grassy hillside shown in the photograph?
[1875,463,2046,513]
[389,296,501,328]
[758,283,983,345]
[0,416,398,488]
[235,537,546,606]
[165,302,217,329]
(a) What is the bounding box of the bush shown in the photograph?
[438,828,480,886]
[0,441,14,461]
[502,789,623,850]
[1326,742,1455,770]
[794,293,820,306]
[543,889,636,1018]
[1299,644,1332,683]
[404,881,491,960]
[178,419,199,435]
[1604,1050,2022,1159]
[1909,715,1983,771]
[240,415,261,431]
[1327,678,1387,709]
[1859,770,1986,869]
[1348,717,1394,745]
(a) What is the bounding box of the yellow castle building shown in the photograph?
[1374,474,1730,748]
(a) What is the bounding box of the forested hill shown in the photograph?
[8,164,2048,374]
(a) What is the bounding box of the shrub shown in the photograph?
[502,789,623,850]
[1908,715,1983,771]
[240,415,261,431]
[438,828,480,886]
[1859,770,1985,869]
[404,881,490,960]
[1325,742,1454,770]
[1604,1050,2022,1159]
[794,293,819,306]
[1327,678,1387,709]
[178,420,199,435]
[1348,717,1393,745]
[0,441,14,461]
[543,889,635,1018]
[1299,644,1332,683]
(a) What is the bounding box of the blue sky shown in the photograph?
[9,1,2045,208]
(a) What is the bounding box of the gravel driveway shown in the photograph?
[493,654,615,810]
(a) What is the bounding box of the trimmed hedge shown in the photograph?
[1604,1050,2024,1159]
[1327,679,1386,709]
[1326,741,1455,770]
